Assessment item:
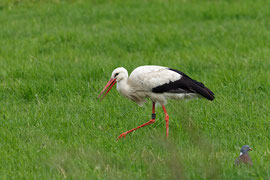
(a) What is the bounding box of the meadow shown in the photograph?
[0,0,270,179]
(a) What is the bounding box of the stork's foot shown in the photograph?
[117,132,128,140]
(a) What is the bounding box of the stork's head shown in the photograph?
[111,67,128,82]
[98,67,128,100]
[240,145,252,155]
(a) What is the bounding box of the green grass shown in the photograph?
[0,0,270,179]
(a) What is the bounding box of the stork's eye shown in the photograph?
[115,73,119,77]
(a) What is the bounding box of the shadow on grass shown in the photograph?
[47,104,222,179]
[48,146,130,179]
[143,103,222,180]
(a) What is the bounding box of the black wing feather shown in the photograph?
[152,68,215,101]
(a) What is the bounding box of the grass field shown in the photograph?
[0,0,270,179]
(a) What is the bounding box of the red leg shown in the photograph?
[162,105,169,138]
[117,102,156,140]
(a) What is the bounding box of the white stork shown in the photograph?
[98,65,214,139]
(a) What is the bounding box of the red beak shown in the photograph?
[98,78,117,100]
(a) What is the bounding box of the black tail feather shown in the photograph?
[189,79,215,101]
[152,68,215,101]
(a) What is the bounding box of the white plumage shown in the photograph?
[99,65,214,139]
[130,66,181,89]
[112,65,198,106]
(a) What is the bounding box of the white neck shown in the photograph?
[116,78,130,97]
[240,152,243,156]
